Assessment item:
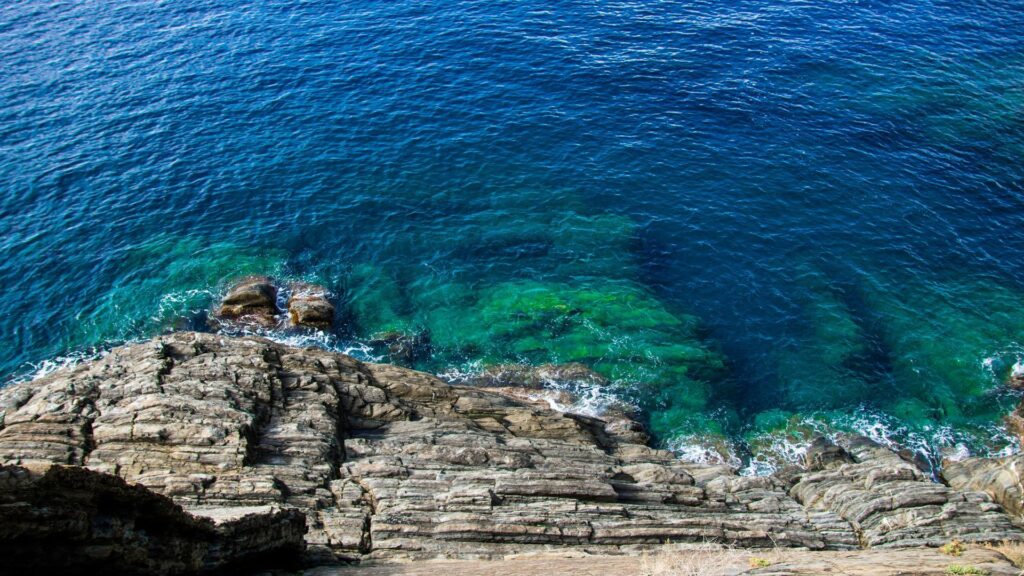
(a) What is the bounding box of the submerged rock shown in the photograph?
[464,362,609,389]
[215,275,280,327]
[369,329,430,364]
[1004,403,1024,445]
[1009,369,1024,390]
[287,282,335,330]
[349,275,731,440]
[1,332,1021,566]
[0,463,305,575]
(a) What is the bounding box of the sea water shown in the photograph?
[3,0,1024,472]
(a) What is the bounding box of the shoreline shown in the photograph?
[6,321,1020,480]
[3,331,1024,574]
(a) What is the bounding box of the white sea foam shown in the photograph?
[537,372,632,418]
[7,348,110,386]
[153,288,216,321]
[251,327,384,363]
[728,407,1023,477]
[1012,361,1024,380]
[437,361,633,419]
[435,360,486,384]
[980,344,1024,384]
[739,432,815,477]
[666,434,742,469]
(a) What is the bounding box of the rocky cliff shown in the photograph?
[0,463,305,575]
[1,332,1023,574]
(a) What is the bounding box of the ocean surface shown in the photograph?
[3,0,1024,473]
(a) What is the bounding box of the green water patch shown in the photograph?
[73,235,287,348]
[344,265,731,438]
[773,268,886,411]
[345,252,1024,460]
[856,275,1024,426]
[769,263,1024,427]
[740,267,1024,471]
[796,49,1024,124]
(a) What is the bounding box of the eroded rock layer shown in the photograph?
[943,454,1024,519]
[0,332,1021,566]
[0,463,305,575]
[791,437,1021,548]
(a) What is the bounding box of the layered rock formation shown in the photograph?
[0,463,305,575]
[1,332,1023,572]
[944,454,1024,519]
[216,275,280,328]
[791,437,1021,548]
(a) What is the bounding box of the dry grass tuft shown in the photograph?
[945,564,988,575]
[941,539,966,557]
[639,541,783,575]
[984,540,1024,568]
[638,542,744,576]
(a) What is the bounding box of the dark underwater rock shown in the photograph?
[369,329,431,364]
[287,282,335,330]
[463,362,609,389]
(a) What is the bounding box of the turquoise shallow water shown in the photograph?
[3,0,1024,471]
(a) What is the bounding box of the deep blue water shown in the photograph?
[3,0,1024,470]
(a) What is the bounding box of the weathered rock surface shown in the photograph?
[790,436,1021,548]
[0,463,305,575]
[1,332,1022,570]
[1004,403,1024,447]
[804,436,855,471]
[215,276,280,328]
[944,454,1024,519]
[288,282,336,330]
[320,547,1023,576]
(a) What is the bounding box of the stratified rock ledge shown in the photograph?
[0,463,305,575]
[1,332,1023,574]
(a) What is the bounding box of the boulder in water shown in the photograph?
[215,276,280,328]
[1004,401,1024,446]
[286,282,335,330]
